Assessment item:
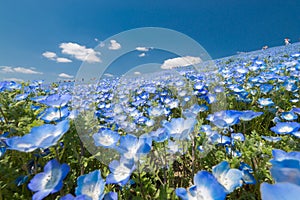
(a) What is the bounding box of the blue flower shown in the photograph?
[106,157,135,186]
[117,134,151,160]
[269,149,300,185]
[176,171,226,200]
[28,159,70,200]
[239,110,263,121]
[207,110,241,128]
[150,128,169,143]
[261,136,282,142]
[291,107,300,115]
[280,111,298,121]
[260,182,300,200]
[163,118,196,140]
[92,128,120,148]
[270,122,300,135]
[40,94,71,107]
[239,162,256,184]
[14,93,29,101]
[75,170,105,200]
[257,98,274,107]
[39,106,70,123]
[104,192,118,200]
[6,120,70,152]
[212,161,243,193]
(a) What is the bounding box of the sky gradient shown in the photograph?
[0,0,299,82]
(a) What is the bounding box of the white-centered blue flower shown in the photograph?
[270,122,300,135]
[28,159,70,200]
[212,161,243,193]
[6,120,69,152]
[176,171,226,200]
[92,128,120,148]
[163,118,196,140]
[75,170,105,200]
[106,157,135,186]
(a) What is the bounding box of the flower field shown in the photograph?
[0,43,300,200]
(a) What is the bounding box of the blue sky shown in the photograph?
[0,0,299,82]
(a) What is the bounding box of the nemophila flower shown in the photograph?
[280,111,298,121]
[28,159,70,200]
[231,133,245,142]
[6,120,70,152]
[92,128,120,148]
[147,106,164,117]
[117,134,152,160]
[269,149,300,185]
[163,118,196,140]
[207,110,242,128]
[175,171,226,200]
[150,128,169,143]
[103,192,118,200]
[212,161,243,193]
[225,147,241,157]
[261,136,282,142]
[239,162,256,184]
[239,110,263,121]
[257,98,274,107]
[260,182,300,200]
[291,107,300,115]
[208,133,231,146]
[106,157,135,186]
[14,93,29,101]
[40,94,71,107]
[75,170,105,200]
[270,122,300,135]
[205,93,217,104]
[260,84,273,94]
[39,106,70,123]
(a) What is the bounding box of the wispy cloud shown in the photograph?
[42,51,72,63]
[60,42,101,63]
[0,66,43,74]
[58,73,74,79]
[161,56,202,69]
[108,40,121,50]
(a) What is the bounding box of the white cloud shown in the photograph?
[138,53,146,57]
[3,77,24,82]
[134,71,141,75]
[42,51,57,60]
[0,66,14,73]
[58,73,74,79]
[136,47,151,52]
[56,57,72,63]
[161,56,202,69]
[0,66,43,74]
[108,40,121,50]
[42,51,72,63]
[60,42,101,63]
